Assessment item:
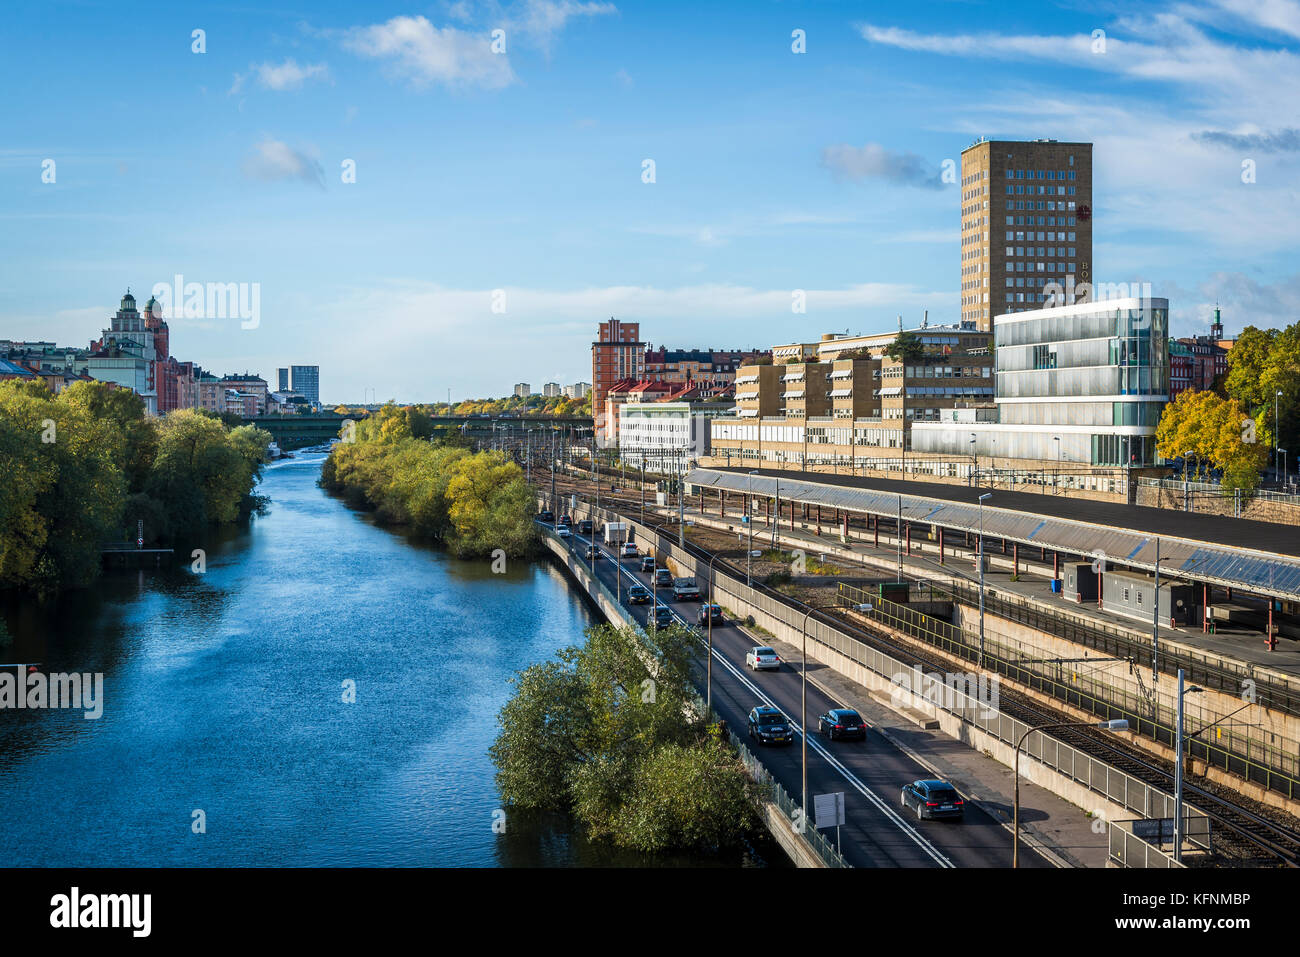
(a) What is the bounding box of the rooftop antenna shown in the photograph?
[922,310,929,329]
[897,314,903,333]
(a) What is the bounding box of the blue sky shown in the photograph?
[3,0,1299,402]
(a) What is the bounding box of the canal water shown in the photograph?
[0,453,775,867]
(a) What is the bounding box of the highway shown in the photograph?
[549,520,1051,868]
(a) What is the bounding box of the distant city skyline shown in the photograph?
[4,1,1299,401]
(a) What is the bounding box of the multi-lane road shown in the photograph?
[549,520,1050,869]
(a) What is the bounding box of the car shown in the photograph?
[627,584,651,604]
[670,578,700,601]
[653,568,673,589]
[558,514,572,526]
[818,708,866,741]
[900,779,964,821]
[585,544,599,559]
[578,519,593,535]
[652,606,675,628]
[696,604,723,625]
[620,542,638,558]
[640,556,656,572]
[556,526,572,539]
[745,646,781,671]
[538,509,555,523]
[747,706,793,745]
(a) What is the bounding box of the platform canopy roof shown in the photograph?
[686,468,1300,601]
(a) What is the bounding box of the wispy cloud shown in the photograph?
[1191,127,1300,152]
[821,143,947,190]
[341,15,515,90]
[230,59,330,95]
[514,0,617,54]
[241,138,325,188]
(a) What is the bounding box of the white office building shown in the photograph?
[619,401,729,472]
[912,296,1169,466]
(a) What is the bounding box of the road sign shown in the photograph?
[814,791,845,829]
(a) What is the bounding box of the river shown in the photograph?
[0,453,775,867]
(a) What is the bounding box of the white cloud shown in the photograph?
[341,15,515,89]
[242,139,325,188]
[255,58,330,91]
[821,142,947,189]
[1206,0,1300,40]
[515,0,617,53]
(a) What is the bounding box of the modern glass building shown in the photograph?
[912,296,1169,466]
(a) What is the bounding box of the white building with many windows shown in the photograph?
[912,296,1169,466]
[619,401,731,472]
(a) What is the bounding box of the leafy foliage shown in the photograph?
[0,380,271,593]
[1155,389,1267,493]
[320,402,538,558]
[1223,323,1300,457]
[490,622,760,853]
[884,330,926,362]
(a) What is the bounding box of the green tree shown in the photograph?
[491,623,760,853]
[885,330,926,362]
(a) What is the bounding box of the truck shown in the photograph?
[603,522,630,545]
[671,578,700,602]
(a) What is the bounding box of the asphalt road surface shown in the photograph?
[551,521,1050,869]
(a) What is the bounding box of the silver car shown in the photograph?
[745,646,781,671]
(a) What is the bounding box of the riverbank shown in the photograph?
[0,453,785,867]
[320,405,538,559]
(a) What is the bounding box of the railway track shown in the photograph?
[544,471,1300,867]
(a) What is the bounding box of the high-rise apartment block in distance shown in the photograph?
[289,365,320,408]
[592,319,644,445]
[960,139,1093,332]
[542,382,561,397]
[277,368,290,392]
[514,382,531,397]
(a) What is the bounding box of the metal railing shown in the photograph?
[835,581,1300,799]
[926,577,1300,718]
[538,509,849,868]
[729,730,850,868]
[1108,819,1187,868]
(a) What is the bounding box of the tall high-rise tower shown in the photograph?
[960,139,1093,331]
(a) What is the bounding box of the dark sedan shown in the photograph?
[818,708,866,741]
[652,606,675,629]
[627,584,651,604]
[747,706,794,746]
[900,779,965,821]
[696,604,723,625]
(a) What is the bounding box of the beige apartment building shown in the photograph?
[960,139,1093,332]
[710,324,994,473]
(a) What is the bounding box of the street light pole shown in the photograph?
[1174,669,1203,864]
[706,552,723,715]
[1014,719,1129,866]
[772,481,780,548]
[1152,536,1161,683]
[747,469,758,586]
[896,493,903,583]
[978,492,991,669]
